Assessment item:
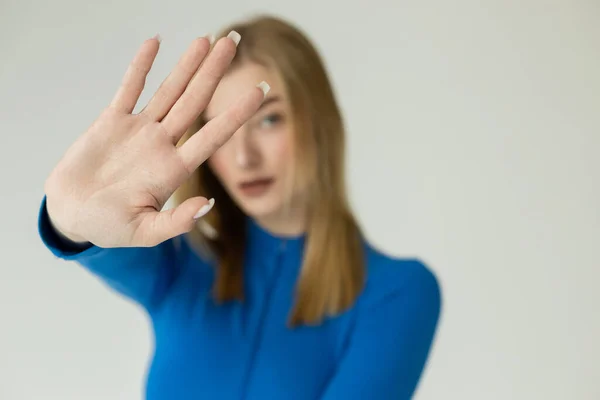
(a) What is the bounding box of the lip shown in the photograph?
[238,177,275,197]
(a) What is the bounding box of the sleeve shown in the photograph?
[38,196,184,312]
[320,263,442,400]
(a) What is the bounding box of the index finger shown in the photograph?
[110,35,161,113]
[160,31,241,144]
[178,82,270,174]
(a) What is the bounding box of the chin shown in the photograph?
[237,196,282,220]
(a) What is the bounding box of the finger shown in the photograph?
[140,36,211,122]
[110,35,161,114]
[178,82,269,173]
[139,196,214,246]
[161,31,241,144]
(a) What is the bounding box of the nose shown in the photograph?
[234,126,260,169]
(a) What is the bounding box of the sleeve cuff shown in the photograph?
[37,196,103,260]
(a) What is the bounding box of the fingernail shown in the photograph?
[206,34,215,45]
[193,198,215,220]
[227,30,241,46]
[257,81,270,98]
[153,34,162,43]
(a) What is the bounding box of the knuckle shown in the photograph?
[202,64,222,82]
[185,89,202,107]
[231,109,247,128]
[177,58,198,78]
[128,62,148,81]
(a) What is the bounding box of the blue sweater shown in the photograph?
[38,197,441,399]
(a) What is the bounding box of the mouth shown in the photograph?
[238,177,275,197]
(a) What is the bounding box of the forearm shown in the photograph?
[38,196,181,310]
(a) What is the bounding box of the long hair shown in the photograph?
[173,15,365,326]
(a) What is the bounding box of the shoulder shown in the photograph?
[358,241,442,314]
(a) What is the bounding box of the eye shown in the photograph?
[258,113,283,129]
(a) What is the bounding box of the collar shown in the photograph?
[246,218,306,261]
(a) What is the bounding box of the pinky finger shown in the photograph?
[109,35,161,114]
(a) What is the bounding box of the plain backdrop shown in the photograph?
[1,0,598,399]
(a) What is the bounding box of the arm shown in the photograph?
[37,33,263,310]
[38,196,182,311]
[320,265,442,400]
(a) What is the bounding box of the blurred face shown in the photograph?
[206,62,301,221]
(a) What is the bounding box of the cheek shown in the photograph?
[269,131,293,172]
[268,131,301,199]
[208,151,232,185]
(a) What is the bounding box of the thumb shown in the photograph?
[141,197,215,246]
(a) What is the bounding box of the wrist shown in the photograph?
[45,200,89,245]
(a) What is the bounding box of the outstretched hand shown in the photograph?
[44,32,269,248]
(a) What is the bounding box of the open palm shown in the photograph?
[44,32,268,248]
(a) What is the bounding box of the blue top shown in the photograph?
[38,197,441,400]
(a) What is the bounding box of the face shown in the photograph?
[205,62,301,220]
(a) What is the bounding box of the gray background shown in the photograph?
[1,0,598,399]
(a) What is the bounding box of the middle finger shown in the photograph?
[140,36,212,122]
[161,31,241,144]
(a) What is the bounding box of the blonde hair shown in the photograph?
[173,15,365,326]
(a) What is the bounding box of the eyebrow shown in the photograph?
[257,95,281,112]
[203,95,281,124]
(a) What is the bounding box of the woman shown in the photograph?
[38,15,441,400]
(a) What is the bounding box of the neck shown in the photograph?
[253,206,307,238]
